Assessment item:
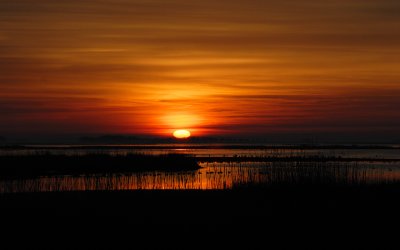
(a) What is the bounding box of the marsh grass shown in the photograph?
[0,161,398,193]
[230,161,398,189]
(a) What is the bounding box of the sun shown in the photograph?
[173,129,191,139]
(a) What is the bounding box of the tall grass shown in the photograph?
[0,161,398,193]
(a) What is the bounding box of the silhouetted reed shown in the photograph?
[197,155,400,163]
[0,161,398,193]
[230,161,399,189]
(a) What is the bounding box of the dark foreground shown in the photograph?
[1,184,399,249]
[0,154,200,178]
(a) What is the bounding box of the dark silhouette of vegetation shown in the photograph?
[197,155,400,162]
[1,143,399,151]
[0,153,200,178]
[1,161,397,193]
[1,184,398,250]
[0,150,398,249]
[0,148,398,180]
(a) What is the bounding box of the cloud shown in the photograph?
[0,0,399,137]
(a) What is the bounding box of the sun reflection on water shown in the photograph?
[0,162,399,193]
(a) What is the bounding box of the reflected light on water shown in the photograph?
[0,162,399,193]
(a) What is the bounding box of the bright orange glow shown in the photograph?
[162,113,201,130]
[173,130,191,139]
[1,1,400,138]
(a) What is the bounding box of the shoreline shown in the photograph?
[1,143,400,150]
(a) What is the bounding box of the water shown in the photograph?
[2,146,400,159]
[0,145,399,193]
[0,161,399,193]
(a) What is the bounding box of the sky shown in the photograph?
[1,0,400,142]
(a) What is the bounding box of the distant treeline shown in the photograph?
[1,144,399,150]
[0,153,200,178]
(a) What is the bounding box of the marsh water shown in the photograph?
[4,144,400,159]
[0,145,399,193]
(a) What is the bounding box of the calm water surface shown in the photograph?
[0,161,399,193]
[1,145,399,193]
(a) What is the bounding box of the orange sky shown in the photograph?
[1,0,400,140]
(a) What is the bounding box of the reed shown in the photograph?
[0,160,397,193]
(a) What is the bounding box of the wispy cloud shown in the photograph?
[1,0,399,137]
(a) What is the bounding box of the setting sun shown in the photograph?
[173,130,191,139]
